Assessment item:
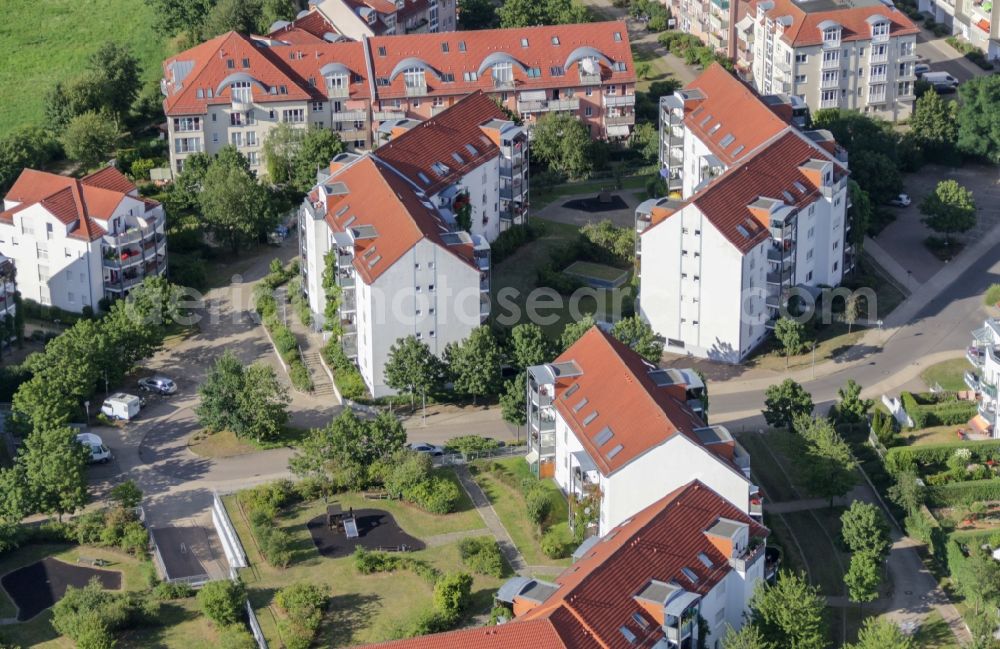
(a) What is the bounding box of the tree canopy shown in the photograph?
[910,91,958,158]
[844,618,913,649]
[0,127,61,194]
[530,113,594,180]
[445,326,502,404]
[458,0,499,28]
[198,147,276,253]
[510,323,555,370]
[60,112,121,169]
[611,315,664,362]
[560,315,596,351]
[840,501,890,559]
[920,179,976,243]
[831,379,873,427]
[497,0,589,27]
[384,335,443,406]
[797,416,855,505]
[196,350,290,442]
[749,572,827,649]
[956,74,1000,163]
[762,379,814,430]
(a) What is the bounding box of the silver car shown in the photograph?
[138,376,177,395]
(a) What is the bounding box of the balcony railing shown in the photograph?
[405,83,428,97]
[603,94,636,107]
[821,57,840,70]
[373,110,406,121]
[516,98,580,113]
[870,51,889,63]
[332,110,367,122]
[579,72,602,85]
[821,77,840,89]
[729,542,765,572]
[605,114,634,126]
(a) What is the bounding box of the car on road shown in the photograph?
[138,375,177,395]
[407,442,445,456]
[77,432,112,464]
[888,193,912,207]
[923,71,959,93]
[914,63,931,78]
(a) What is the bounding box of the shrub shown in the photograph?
[381,450,433,497]
[540,525,573,559]
[275,582,328,649]
[218,624,258,649]
[490,222,542,264]
[271,324,297,356]
[433,572,473,622]
[927,479,1000,506]
[899,391,978,429]
[322,338,369,400]
[870,410,899,447]
[985,284,1000,306]
[885,440,1000,474]
[488,603,513,625]
[445,435,501,455]
[198,580,245,626]
[239,480,295,518]
[458,537,506,577]
[52,579,157,647]
[352,548,440,583]
[288,360,313,392]
[524,484,552,527]
[404,476,461,514]
[153,581,195,600]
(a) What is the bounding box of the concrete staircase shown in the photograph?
[302,351,335,397]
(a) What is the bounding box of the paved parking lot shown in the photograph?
[915,28,993,83]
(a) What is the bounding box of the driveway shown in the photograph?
[873,163,1000,284]
[915,27,993,82]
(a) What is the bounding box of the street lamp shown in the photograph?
[84,400,90,426]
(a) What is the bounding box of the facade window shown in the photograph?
[823,28,840,43]
[311,101,324,111]
[247,151,258,165]
[68,292,75,304]
[795,53,807,63]
[585,106,593,116]
[231,132,243,147]
[404,68,425,89]
[173,117,201,131]
[795,74,806,83]
[871,22,889,39]
[281,109,305,123]
[493,62,513,84]
[231,81,252,103]
[230,112,243,126]
[246,131,257,146]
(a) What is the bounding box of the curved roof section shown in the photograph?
[319,62,352,76]
[215,72,269,96]
[817,19,841,30]
[563,46,613,71]
[477,52,528,76]
[389,57,443,81]
[269,20,290,31]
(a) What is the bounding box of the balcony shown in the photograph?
[231,98,252,112]
[968,346,986,368]
[869,73,888,85]
[332,110,367,122]
[605,114,634,126]
[603,94,636,107]
[579,71,603,85]
[870,50,889,63]
[342,334,358,359]
[340,289,356,313]
[766,269,793,285]
[821,56,840,70]
[480,293,490,319]
[493,77,515,90]
[767,244,795,264]
[517,98,580,113]
[979,401,997,424]
[821,76,840,89]
[372,110,406,121]
[405,83,428,97]
[729,542,765,573]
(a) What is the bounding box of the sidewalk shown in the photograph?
[452,465,528,575]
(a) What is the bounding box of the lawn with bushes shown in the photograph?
[921,358,971,392]
[222,479,501,646]
[470,457,573,567]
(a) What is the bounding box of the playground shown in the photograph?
[305,504,425,559]
[2,557,122,621]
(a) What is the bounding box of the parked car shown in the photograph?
[77,432,112,464]
[407,442,445,456]
[138,375,177,395]
[914,63,931,78]
[923,71,959,92]
[888,193,912,207]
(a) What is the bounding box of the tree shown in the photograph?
[773,317,806,364]
[530,113,594,179]
[910,91,958,156]
[560,315,596,351]
[262,122,300,186]
[721,624,774,649]
[500,372,527,432]
[840,501,890,559]
[88,42,143,119]
[144,0,215,35]
[844,293,861,334]
[110,480,143,510]
[846,180,870,254]
[955,546,1000,615]
[749,572,827,649]
[202,0,262,36]
[20,422,91,519]
[510,323,554,370]
[384,336,442,408]
[196,351,290,443]
[849,149,903,206]
[956,74,1000,163]
[887,470,924,514]
[61,111,120,169]
[258,0,298,33]
[498,0,588,27]
[433,572,473,622]
[199,148,275,253]
[0,126,61,193]
[831,379,873,426]
[920,179,976,244]
[762,379,813,430]
[445,326,501,404]
[293,128,344,191]
[844,617,913,649]
[844,550,881,606]
[458,0,499,29]
[631,122,659,164]
[798,416,855,506]
[611,315,664,362]
[198,579,246,625]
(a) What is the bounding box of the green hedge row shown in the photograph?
[884,439,1000,473]
[322,337,369,401]
[926,479,1000,507]
[254,282,313,393]
[900,391,978,429]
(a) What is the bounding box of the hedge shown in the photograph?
[458,537,506,578]
[884,439,1000,474]
[926,479,1000,507]
[322,337,369,400]
[900,391,978,429]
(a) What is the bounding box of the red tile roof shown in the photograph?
[317,154,477,283]
[268,11,336,44]
[375,91,508,195]
[368,21,634,99]
[682,63,791,166]
[351,480,767,649]
[551,327,710,476]
[1,167,144,241]
[691,129,846,253]
[753,0,919,46]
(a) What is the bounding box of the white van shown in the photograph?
[101,393,142,421]
[76,432,112,464]
[923,71,959,92]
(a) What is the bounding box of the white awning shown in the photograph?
[736,15,754,32]
[606,124,631,137]
[525,449,539,464]
[519,89,547,102]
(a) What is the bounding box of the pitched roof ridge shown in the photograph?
[589,327,677,429]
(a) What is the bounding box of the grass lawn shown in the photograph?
[631,44,683,93]
[0,544,152,648]
[187,426,311,458]
[529,175,648,209]
[920,358,970,392]
[781,511,849,597]
[0,0,170,137]
[224,485,499,647]
[903,425,966,447]
[564,260,630,285]
[912,610,962,649]
[492,218,633,338]
[737,432,799,503]
[470,457,573,569]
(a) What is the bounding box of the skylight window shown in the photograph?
[732,144,746,157]
[699,114,713,127]
[563,383,580,399]
[550,66,565,76]
[582,411,598,425]
[781,190,794,202]
[551,36,560,45]
[719,134,735,148]
[367,255,382,268]
[451,152,464,164]
[521,37,529,47]
[681,567,699,583]
[464,144,477,156]
[619,627,637,644]
[605,444,624,460]
[335,205,349,217]
[417,172,430,185]
[526,67,542,78]
[614,61,627,72]
[442,72,455,82]
[631,613,649,629]
[572,397,589,413]
[458,40,466,51]
[378,46,387,56]
[463,71,479,82]
[793,181,806,193]
[698,552,714,568]
[736,225,750,238]
[593,427,614,446]
[614,31,623,41]
[709,123,721,134]
[441,42,449,52]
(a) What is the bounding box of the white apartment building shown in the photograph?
[920,0,999,59]
[0,167,167,313]
[966,318,1000,437]
[299,152,489,398]
[526,326,761,538]
[746,0,920,120]
[373,91,529,241]
[641,64,850,362]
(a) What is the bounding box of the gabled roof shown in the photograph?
[690,129,847,253]
[374,91,511,196]
[753,0,918,46]
[681,63,791,166]
[315,154,477,283]
[368,21,634,98]
[1,167,148,241]
[549,327,709,476]
[351,480,768,649]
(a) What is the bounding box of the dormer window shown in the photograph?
[823,28,839,43]
[231,81,252,103]
[871,21,889,39]
[493,62,513,84]
[403,68,425,89]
